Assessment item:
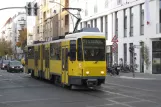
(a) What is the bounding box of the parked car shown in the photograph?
[1,60,10,70]
[7,61,23,73]
[0,59,2,69]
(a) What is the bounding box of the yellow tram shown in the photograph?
[25,31,107,88]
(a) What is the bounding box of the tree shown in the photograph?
[143,44,151,70]
[18,28,27,49]
[0,38,13,56]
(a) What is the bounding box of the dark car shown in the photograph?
[7,61,23,73]
[0,59,2,69]
[1,60,10,70]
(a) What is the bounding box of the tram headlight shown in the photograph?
[101,71,105,74]
[86,71,90,75]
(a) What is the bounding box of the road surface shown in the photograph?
[0,70,161,107]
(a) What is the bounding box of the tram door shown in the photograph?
[62,47,69,84]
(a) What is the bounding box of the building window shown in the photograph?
[124,43,127,64]
[85,2,88,16]
[84,22,87,27]
[105,0,108,8]
[115,13,118,37]
[50,20,52,31]
[117,0,122,5]
[105,16,108,40]
[44,0,46,6]
[50,8,52,16]
[100,17,103,32]
[124,9,127,37]
[130,8,133,37]
[129,43,133,65]
[37,26,39,34]
[80,22,82,29]
[21,17,24,20]
[140,41,144,73]
[94,0,97,13]
[65,14,69,26]
[94,19,97,27]
[140,4,144,35]
[91,20,93,28]
[87,24,90,28]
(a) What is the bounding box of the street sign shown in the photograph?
[112,42,118,53]
[111,35,118,43]
[111,35,118,53]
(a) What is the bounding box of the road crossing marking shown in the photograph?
[104,82,159,92]
[1,98,60,104]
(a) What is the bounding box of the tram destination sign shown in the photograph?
[83,39,105,45]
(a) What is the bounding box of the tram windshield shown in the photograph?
[83,38,105,61]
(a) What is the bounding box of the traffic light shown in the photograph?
[27,2,32,16]
[33,3,38,16]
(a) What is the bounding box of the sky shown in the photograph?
[0,0,33,29]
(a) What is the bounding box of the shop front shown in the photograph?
[152,41,161,74]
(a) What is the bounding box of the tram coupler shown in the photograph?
[86,79,98,87]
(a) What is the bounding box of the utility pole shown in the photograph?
[129,46,135,77]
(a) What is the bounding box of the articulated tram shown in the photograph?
[24,30,107,88]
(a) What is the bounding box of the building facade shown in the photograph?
[1,18,13,42]
[69,0,161,74]
[11,12,27,56]
[34,0,69,41]
[0,12,26,58]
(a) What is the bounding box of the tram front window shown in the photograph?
[83,38,105,61]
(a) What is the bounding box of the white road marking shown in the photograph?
[104,82,159,92]
[106,96,128,100]
[100,89,159,104]
[86,103,116,107]
[124,100,147,104]
[1,98,60,104]
[118,76,156,80]
[0,78,25,82]
[108,99,133,107]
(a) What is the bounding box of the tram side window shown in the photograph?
[77,38,83,61]
[57,43,61,60]
[45,49,49,68]
[38,46,40,59]
[51,43,61,60]
[50,43,54,58]
[70,40,76,61]
[28,46,34,58]
[42,45,45,60]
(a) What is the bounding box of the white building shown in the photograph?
[69,0,161,74]
[11,12,27,55]
[0,18,12,42]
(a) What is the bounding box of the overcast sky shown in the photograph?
[0,0,33,29]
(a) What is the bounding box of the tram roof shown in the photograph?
[26,32,105,46]
[44,32,105,44]
[65,32,105,39]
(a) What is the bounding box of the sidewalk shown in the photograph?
[112,72,161,80]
